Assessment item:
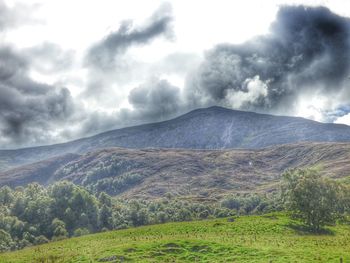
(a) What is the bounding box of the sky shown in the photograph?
[1,0,350,149]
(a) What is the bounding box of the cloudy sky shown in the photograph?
[1,0,350,149]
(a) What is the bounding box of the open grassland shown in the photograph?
[1,213,350,263]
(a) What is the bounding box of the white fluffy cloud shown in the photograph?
[335,114,350,125]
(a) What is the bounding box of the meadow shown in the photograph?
[1,213,349,263]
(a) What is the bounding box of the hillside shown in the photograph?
[1,142,350,199]
[1,213,349,262]
[2,106,350,171]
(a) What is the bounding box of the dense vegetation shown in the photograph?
[2,213,350,263]
[0,181,279,252]
[1,167,349,255]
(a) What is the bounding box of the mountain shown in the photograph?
[1,142,350,199]
[2,106,350,171]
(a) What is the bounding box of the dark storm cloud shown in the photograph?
[186,5,350,114]
[0,0,76,148]
[0,45,75,148]
[128,78,181,121]
[85,3,173,70]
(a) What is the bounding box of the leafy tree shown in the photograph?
[221,196,242,210]
[98,192,112,207]
[10,218,25,239]
[0,229,13,252]
[51,218,68,239]
[69,188,99,230]
[11,196,26,219]
[0,186,14,206]
[282,168,340,231]
[48,181,75,219]
[23,231,36,244]
[99,205,112,230]
[157,211,168,223]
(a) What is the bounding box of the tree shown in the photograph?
[128,201,149,226]
[99,205,112,230]
[0,186,14,206]
[98,192,112,207]
[282,168,340,232]
[0,229,13,252]
[51,218,68,239]
[221,196,242,210]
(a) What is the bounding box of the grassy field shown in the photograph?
[1,213,350,263]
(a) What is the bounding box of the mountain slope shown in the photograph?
[2,214,350,263]
[1,142,350,199]
[2,106,350,170]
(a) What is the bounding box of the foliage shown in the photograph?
[73,228,90,237]
[220,193,281,214]
[282,168,342,231]
[1,166,347,254]
[0,182,269,252]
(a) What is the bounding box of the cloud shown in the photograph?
[226,76,269,109]
[82,2,174,103]
[23,42,75,74]
[77,5,350,142]
[185,5,350,117]
[77,78,182,137]
[0,0,38,31]
[0,45,76,148]
[0,2,180,148]
[0,1,78,148]
[127,78,182,122]
[85,2,173,70]
[3,3,350,149]
[151,52,202,75]
[335,113,350,125]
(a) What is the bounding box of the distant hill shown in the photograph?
[2,106,350,170]
[1,142,350,199]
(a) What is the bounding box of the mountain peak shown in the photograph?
[1,107,350,170]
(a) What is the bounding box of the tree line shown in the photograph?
[0,167,349,252]
[0,181,254,252]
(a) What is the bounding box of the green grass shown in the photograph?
[1,213,350,262]
[338,175,350,185]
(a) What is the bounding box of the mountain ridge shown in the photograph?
[1,106,350,171]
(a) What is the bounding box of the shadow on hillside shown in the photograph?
[286,223,335,236]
